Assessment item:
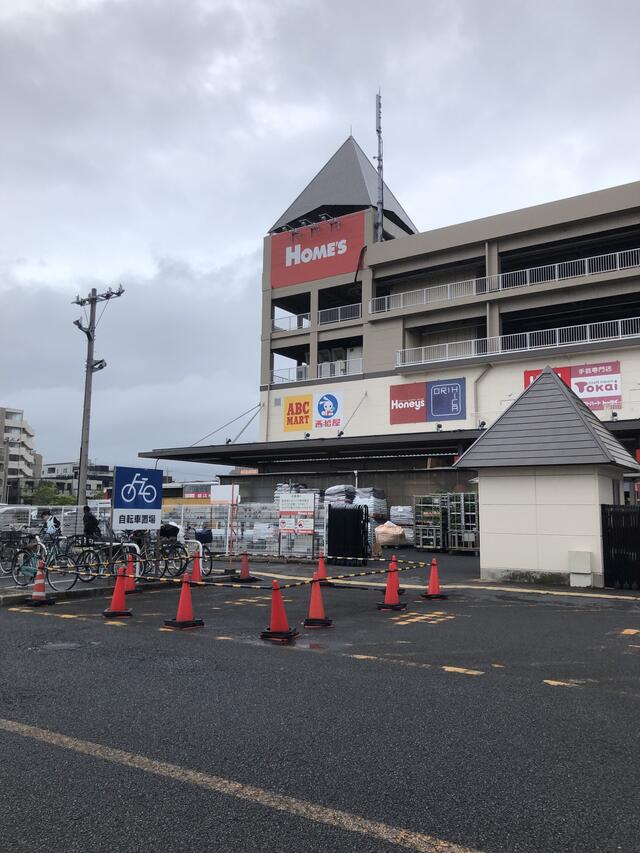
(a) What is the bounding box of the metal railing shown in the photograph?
[272,313,311,332]
[316,357,363,379]
[318,303,362,325]
[397,315,640,367]
[270,365,309,384]
[372,247,640,315]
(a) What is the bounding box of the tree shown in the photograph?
[29,482,76,506]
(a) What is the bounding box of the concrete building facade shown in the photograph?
[259,139,640,465]
[41,460,113,499]
[142,137,640,511]
[0,407,42,503]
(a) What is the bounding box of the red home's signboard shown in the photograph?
[270,210,365,288]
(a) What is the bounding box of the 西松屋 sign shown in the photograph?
[524,361,622,411]
[270,211,365,288]
[313,392,343,430]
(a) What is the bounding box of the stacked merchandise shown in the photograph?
[323,484,356,508]
[390,505,415,547]
[375,520,407,548]
[354,487,387,520]
[237,503,279,555]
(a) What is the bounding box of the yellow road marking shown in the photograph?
[392,612,454,626]
[621,629,640,635]
[344,653,483,677]
[0,717,480,853]
[543,679,580,688]
[441,666,483,676]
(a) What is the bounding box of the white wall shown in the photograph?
[260,345,640,441]
[478,465,624,585]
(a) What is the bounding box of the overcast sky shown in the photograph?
[1,0,639,480]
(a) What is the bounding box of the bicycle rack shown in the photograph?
[184,539,203,558]
[121,542,141,578]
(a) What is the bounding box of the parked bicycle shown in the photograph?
[11,533,78,592]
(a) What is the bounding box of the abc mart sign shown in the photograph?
[283,392,344,432]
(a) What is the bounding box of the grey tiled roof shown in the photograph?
[269,136,417,234]
[454,366,640,471]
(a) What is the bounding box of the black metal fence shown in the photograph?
[326,505,369,564]
[601,504,640,589]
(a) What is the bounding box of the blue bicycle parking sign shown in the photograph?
[112,466,163,531]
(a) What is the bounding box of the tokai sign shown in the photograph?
[270,210,365,288]
[524,361,622,411]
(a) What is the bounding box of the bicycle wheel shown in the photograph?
[12,550,38,586]
[162,543,188,577]
[201,546,214,576]
[76,548,101,582]
[46,555,78,592]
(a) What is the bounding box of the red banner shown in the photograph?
[390,382,427,424]
[270,210,365,288]
[524,361,622,411]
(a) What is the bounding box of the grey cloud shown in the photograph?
[1,0,639,475]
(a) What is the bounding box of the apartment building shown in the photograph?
[41,460,113,499]
[0,407,42,503]
[142,137,640,502]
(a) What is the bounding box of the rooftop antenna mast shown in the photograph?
[375,91,384,243]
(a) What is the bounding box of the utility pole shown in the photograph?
[375,91,384,243]
[73,285,124,525]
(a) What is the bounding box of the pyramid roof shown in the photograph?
[454,366,640,471]
[269,136,417,234]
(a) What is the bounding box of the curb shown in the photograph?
[0,579,168,608]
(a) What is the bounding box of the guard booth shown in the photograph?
[326,505,369,564]
[454,366,640,587]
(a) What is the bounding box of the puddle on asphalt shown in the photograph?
[33,641,82,652]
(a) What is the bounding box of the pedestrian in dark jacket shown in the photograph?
[83,505,101,540]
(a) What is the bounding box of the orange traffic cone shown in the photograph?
[317,551,333,586]
[377,562,407,611]
[235,551,258,583]
[26,560,55,607]
[261,580,299,643]
[124,553,141,594]
[303,572,332,628]
[103,567,132,618]
[389,554,406,596]
[421,558,448,600]
[164,572,204,630]
[190,550,203,586]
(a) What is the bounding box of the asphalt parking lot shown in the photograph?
[2,560,640,852]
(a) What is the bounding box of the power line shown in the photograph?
[190,404,261,447]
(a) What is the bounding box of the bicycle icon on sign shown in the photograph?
[121,472,158,504]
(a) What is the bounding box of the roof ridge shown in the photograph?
[540,366,615,463]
